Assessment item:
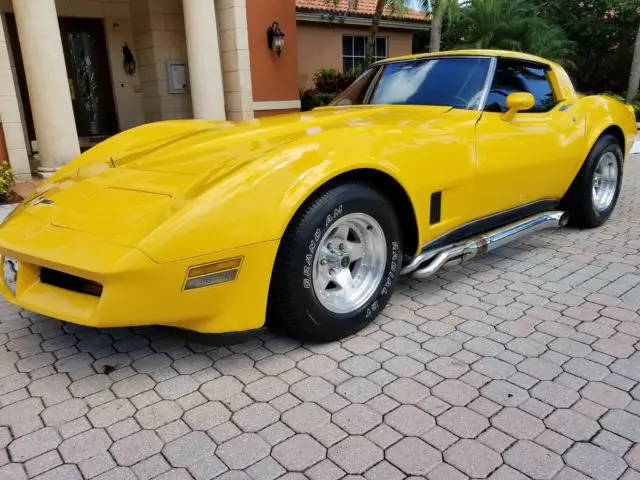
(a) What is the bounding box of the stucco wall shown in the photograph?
[131,0,191,122]
[0,14,29,180]
[297,22,413,89]
[102,12,146,130]
[247,0,300,109]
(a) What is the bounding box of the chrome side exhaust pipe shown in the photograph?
[402,211,569,280]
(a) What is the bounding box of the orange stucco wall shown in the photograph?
[297,23,413,89]
[247,0,300,103]
[254,108,300,118]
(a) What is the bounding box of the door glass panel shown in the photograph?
[60,17,118,142]
[67,32,103,137]
[485,60,557,113]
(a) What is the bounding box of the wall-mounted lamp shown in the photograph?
[122,42,136,76]
[267,22,285,57]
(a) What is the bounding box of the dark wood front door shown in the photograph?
[5,15,118,147]
[59,18,118,140]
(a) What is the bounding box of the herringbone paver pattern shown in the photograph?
[2,155,640,479]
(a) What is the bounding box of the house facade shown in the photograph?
[0,0,426,182]
[296,0,428,88]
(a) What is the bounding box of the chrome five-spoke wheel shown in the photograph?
[312,213,387,314]
[592,151,619,212]
[269,182,402,341]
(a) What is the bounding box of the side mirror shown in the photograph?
[502,92,535,121]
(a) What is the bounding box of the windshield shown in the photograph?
[332,57,492,110]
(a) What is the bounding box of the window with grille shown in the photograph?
[342,35,388,72]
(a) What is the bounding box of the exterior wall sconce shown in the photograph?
[122,43,136,76]
[267,22,285,57]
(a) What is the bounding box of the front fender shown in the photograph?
[137,127,423,263]
[137,108,479,264]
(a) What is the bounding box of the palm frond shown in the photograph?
[450,0,575,67]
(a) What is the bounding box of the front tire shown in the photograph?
[562,134,623,228]
[268,182,403,342]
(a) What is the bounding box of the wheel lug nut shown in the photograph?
[329,269,335,275]
[339,243,345,250]
[327,243,332,250]
[320,259,327,265]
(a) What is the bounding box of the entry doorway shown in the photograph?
[5,15,118,151]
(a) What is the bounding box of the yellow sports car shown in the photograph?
[0,50,636,341]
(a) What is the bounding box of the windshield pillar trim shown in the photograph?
[477,57,498,112]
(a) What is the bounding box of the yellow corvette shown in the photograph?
[0,50,636,341]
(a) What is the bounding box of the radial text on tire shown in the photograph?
[268,182,403,342]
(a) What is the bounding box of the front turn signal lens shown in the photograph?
[184,257,242,290]
[187,257,242,278]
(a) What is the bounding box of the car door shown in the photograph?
[366,56,489,247]
[475,59,584,217]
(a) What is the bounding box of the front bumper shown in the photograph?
[0,213,278,334]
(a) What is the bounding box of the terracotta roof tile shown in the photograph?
[296,0,427,21]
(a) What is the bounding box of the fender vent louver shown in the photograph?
[430,192,442,225]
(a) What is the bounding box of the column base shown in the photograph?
[36,166,60,178]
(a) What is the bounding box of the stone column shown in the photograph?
[12,0,80,175]
[183,0,226,120]
[217,0,253,121]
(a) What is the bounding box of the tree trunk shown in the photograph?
[627,23,640,103]
[365,0,386,66]
[429,8,444,53]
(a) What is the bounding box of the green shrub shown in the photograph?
[301,67,361,111]
[313,69,346,94]
[316,92,337,105]
[300,88,322,111]
[0,163,13,199]
[604,92,626,103]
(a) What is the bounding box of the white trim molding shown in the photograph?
[296,11,430,31]
[253,100,302,111]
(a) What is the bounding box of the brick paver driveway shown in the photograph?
[2,157,640,480]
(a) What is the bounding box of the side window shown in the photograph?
[484,60,557,113]
[331,68,378,106]
[342,36,388,73]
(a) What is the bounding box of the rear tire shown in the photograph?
[268,182,403,342]
[561,134,623,228]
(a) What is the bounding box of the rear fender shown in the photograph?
[582,96,637,160]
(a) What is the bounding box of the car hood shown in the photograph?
[13,105,454,255]
[107,105,453,174]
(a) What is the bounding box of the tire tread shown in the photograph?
[268,181,401,341]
